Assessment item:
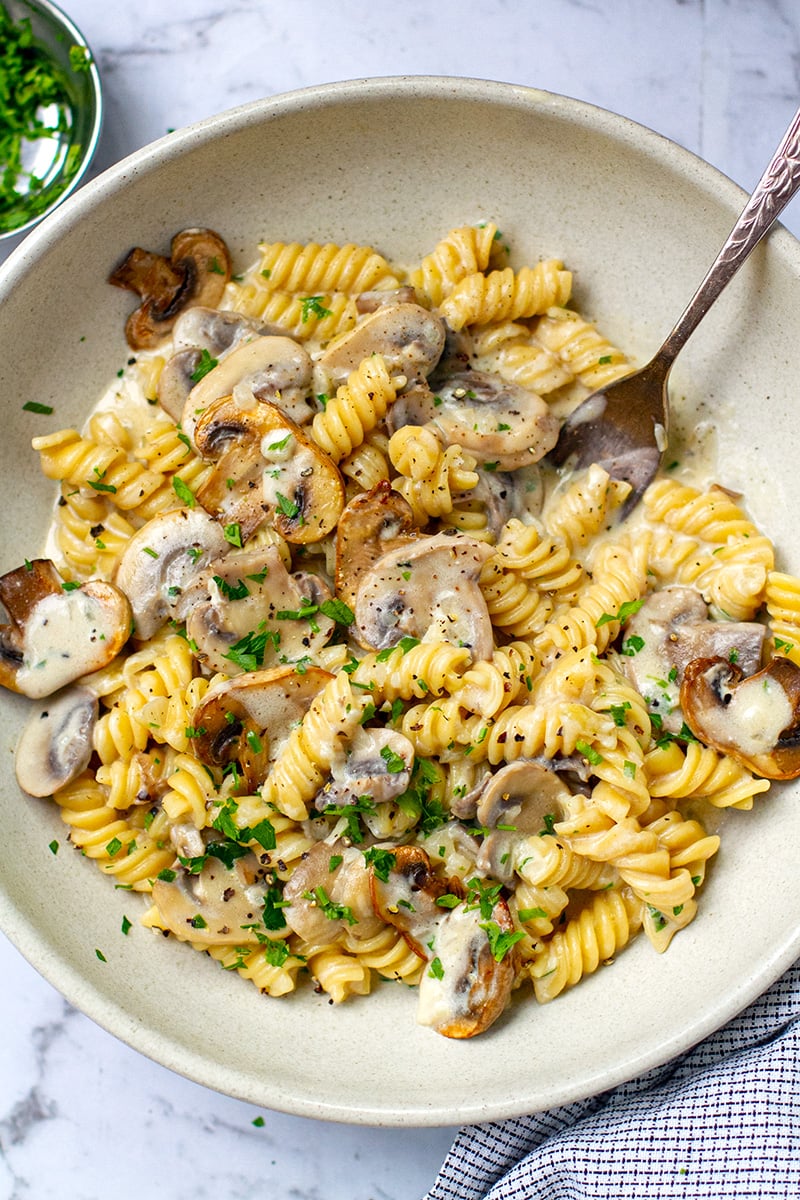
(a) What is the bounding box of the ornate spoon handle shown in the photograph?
[657,105,800,364]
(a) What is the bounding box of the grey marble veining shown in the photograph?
[2,1,800,1197]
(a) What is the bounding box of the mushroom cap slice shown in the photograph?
[114,507,230,640]
[402,368,559,469]
[15,685,98,797]
[0,559,131,699]
[680,655,800,780]
[317,726,415,808]
[191,665,333,791]
[354,531,495,659]
[194,395,345,544]
[317,301,446,387]
[282,841,384,943]
[369,846,517,1038]
[181,334,314,444]
[622,586,767,734]
[335,481,419,610]
[475,760,574,884]
[152,849,277,944]
[172,305,278,355]
[185,545,335,675]
[416,896,517,1039]
[109,228,231,350]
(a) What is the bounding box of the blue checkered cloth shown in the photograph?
[426,962,800,1199]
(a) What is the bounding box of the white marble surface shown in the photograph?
[2,1,800,1197]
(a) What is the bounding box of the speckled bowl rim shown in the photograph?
[2,76,800,1127]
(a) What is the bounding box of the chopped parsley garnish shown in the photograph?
[275,491,301,520]
[379,745,407,774]
[22,400,53,414]
[190,347,218,382]
[300,295,333,322]
[480,921,525,962]
[575,740,604,765]
[595,598,644,628]
[223,523,243,548]
[363,847,396,882]
[428,956,445,980]
[304,886,356,925]
[223,627,279,672]
[213,574,249,601]
[172,476,196,507]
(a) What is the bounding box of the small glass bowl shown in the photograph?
[0,0,103,240]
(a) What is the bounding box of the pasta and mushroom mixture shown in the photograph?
[5,222,800,1038]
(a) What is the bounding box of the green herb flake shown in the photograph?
[48,839,59,854]
[575,739,604,766]
[121,915,132,936]
[223,523,243,548]
[172,476,196,506]
[95,948,107,962]
[363,847,396,883]
[190,347,218,383]
[380,745,407,774]
[428,956,445,980]
[480,920,525,962]
[300,295,333,322]
[22,400,53,414]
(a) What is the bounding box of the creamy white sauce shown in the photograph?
[701,674,794,758]
[17,590,120,699]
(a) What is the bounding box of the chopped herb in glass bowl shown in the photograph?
[0,0,102,238]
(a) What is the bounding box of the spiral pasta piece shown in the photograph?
[409,222,500,306]
[311,353,404,463]
[529,889,642,1002]
[439,262,572,330]
[255,241,401,296]
[533,306,630,390]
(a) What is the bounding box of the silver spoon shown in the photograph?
[548,104,800,506]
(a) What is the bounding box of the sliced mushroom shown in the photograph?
[15,685,98,796]
[152,848,277,944]
[185,545,335,675]
[193,396,344,544]
[475,760,574,884]
[369,846,517,1038]
[114,507,230,640]
[171,305,279,355]
[0,560,131,699]
[355,286,418,313]
[680,655,800,779]
[316,726,414,808]
[181,334,314,442]
[400,368,559,469]
[282,841,384,943]
[354,532,494,659]
[109,228,231,350]
[621,586,766,734]
[191,665,332,791]
[335,481,419,610]
[316,301,446,388]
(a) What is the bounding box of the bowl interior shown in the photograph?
[1,0,102,239]
[1,78,799,1125]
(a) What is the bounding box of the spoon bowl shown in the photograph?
[550,104,800,506]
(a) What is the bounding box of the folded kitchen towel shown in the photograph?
[425,960,800,1200]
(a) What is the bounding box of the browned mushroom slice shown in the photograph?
[317,301,446,388]
[193,395,344,544]
[282,841,384,943]
[0,559,131,699]
[475,760,575,885]
[15,685,98,796]
[398,367,559,469]
[680,655,800,780]
[114,507,231,640]
[334,481,419,610]
[180,334,314,441]
[369,846,517,1038]
[621,586,766,734]
[355,286,418,313]
[185,545,336,675]
[109,228,231,350]
[191,665,332,791]
[152,848,279,944]
[354,532,494,659]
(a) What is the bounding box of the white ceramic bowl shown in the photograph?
[2,77,799,1127]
